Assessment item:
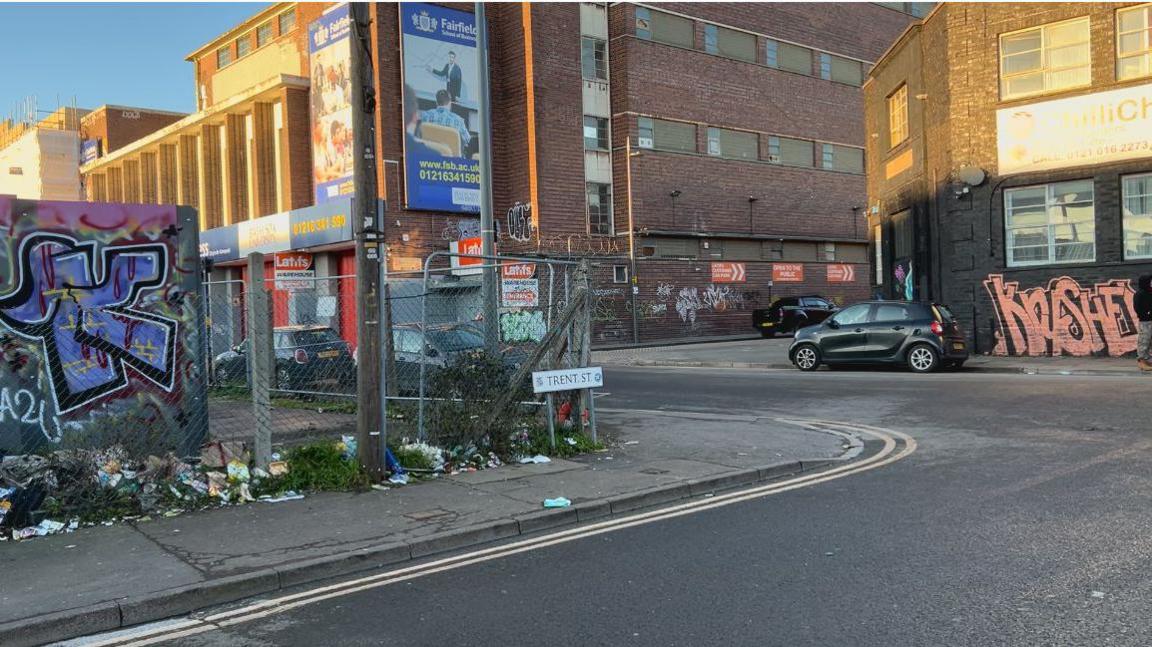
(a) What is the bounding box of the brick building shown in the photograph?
[80,2,924,348]
[0,106,87,200]
[866,2,1152,358]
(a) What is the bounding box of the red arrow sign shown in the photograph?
[826,264,856,283]
[711,262,747,283]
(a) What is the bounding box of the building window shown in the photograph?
[583,116,609,151]
[216,45,233,68]
[819,53,832,79]
[236,35,251,59]
[613,265,629,283]
[767,135,814,167]
[889,84,909,147]
[581,37,608,81]
[873,224,883,285]
[706,127,757,160]
[767,40,813,75]
[587,182,613,235]
[1123,173,1152,259]
[1118,5,1152,80]
[823,242,837,261]
[1000,18,1090,100]
[257,22,273,48]
[633,7,693,49]
[821,143,864,174]
[1005,180,1095,267]
[279,10,296,35]
[826,54,863,85]
[637,117,654,148]
[641,118,695,153]
[704,23,756,62]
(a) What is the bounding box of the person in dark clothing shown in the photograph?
[428,51,463,102]
[1135,274,1152,370]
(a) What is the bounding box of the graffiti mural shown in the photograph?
[0,197,205,453]
[984,274,1139,357]
[500,310,546,343]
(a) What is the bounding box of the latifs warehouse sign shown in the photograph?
[998,82,1152,175]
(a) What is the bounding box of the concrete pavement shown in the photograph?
[0,402,852,647]
[595,337,1143,376]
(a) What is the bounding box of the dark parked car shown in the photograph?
[213,325,356,392]
[752,295,837,338]
[788,301,968,373]
[391,323,528,395]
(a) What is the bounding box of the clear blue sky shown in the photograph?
[0,3,268,119]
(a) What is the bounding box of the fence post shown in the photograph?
[577,260,597,443]
[247,252,273,468]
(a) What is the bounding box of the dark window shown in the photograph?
[635,7,694,48]
[278,10,296,35]
[581,37,608,80]
[768,136,814,167]
[293,328,340,347]
[652,119,696,153]
[583,116,609,150]
[892,210,914,260]
[613,265,629,283]
[216,46,233,68]
[774,41,813,75]
[587,182,613,235]
[705,23,756,62]
[257,23,273,47]
[236,35,251,58]
[821,143,865,174]
[428,329,484,352]
[707,127,758,160]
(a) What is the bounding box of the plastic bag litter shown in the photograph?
[518,455,551,464]
[543,497,572,508]
[268,461,289,476]
[260,491,304,503]
[340,435,358,461]
[388,473,410,485]
[226,460,250,483]
[200,440,250,469]
[34,519,65,536]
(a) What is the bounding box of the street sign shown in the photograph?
[711,262,747,283]
[532,366,604,394]
[827,264,856,283]
[273,252,315,291]
[772,263,804,283]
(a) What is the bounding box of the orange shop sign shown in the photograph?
[772,263,804,283]
[273,252,315,291]
[710,262,746,283]
[502,262,537,279]
[450,237,483,276]
[827,264,857,283]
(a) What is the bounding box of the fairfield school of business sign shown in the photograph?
[998,81,1152,175]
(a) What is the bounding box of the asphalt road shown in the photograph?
[164,366,1152,646]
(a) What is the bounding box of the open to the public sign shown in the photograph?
[274,252,315,291]
[772,263,805,283]
[532,366,604,394]
[711,262,746,283]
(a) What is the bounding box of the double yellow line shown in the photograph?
[82,419,915,647]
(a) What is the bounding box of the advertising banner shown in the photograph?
[238,213,290,257]
[401,3,481,213]
[309,4,354,204]
[274,252,315,291]
[198,199,355,263]
[998,82,1152,175]
[502,262,536,279]
[80,139,101,166]
[501,278,539,307]
[449,237,482,275]
[772,263,805,283]
[710,262,746,283]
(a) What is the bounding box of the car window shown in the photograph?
[429,329,485,352]
[933,304,956,321]
[803,298,830,309]
[874,303,912,322]
[273,332,291,349]
[393,330,423,354]
[831,304,871,325]
[294,328,340,347]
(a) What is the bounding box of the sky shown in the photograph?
[0,3,268,120]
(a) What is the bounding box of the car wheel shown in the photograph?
[907,344,939,373]
[760,329,776,339]
[792,344,821,371]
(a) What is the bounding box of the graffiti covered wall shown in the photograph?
[0,197,205,455]
[983,274,1139,357]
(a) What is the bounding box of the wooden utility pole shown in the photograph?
[351,2,383,477]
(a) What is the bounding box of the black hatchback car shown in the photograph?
[212,325,356,392]
[752,295,837,337]
[788,301,968,373]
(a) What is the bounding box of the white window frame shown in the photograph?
[581,36,608,81]
[999,17,1091,101]
[613,265,629,283]
[1122,172,1152,259]
[1004,180,1096,267]
[1117,4,1152,81]
[888,84,908,147]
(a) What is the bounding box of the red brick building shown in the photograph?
[81,2,926,348]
